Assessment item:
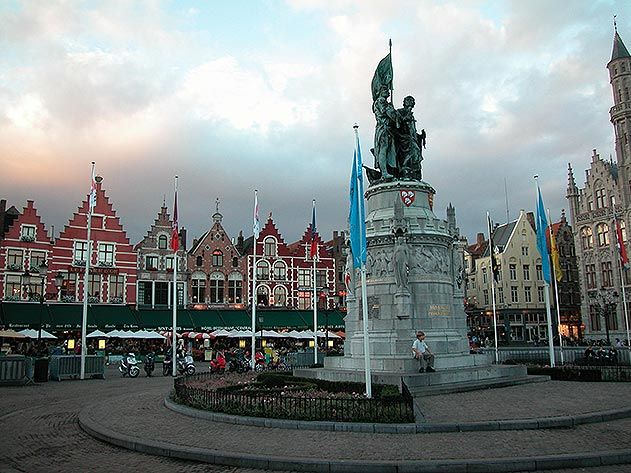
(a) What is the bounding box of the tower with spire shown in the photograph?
[566,23,631,342]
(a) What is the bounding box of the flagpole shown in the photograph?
[535,176,555,367]
[312,199,318,365]
[487,212,499,364]
[172,176,178,377]
[80,161,96,380]
[354,124,372,398]
[547,208,564,365]
[251,190,259,370]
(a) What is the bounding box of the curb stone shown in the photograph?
[80,400,631,473]
[164,397,631,433]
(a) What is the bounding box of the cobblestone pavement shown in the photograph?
[2,367,631,472]
[0,366,288,473]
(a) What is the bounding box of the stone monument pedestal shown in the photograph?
[296,179,535,395]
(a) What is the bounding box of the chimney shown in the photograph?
[526,212,536,231]
[179,227,187,251]
[476,232,485,245]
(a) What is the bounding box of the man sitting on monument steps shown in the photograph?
[411,331,435,373]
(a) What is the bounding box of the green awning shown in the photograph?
[187,310,226,330]
[48,304,97,329]
[136,309,195,331]
[218,310,250,329]
[317,310,346,329]
[1,302,52,329]
[90,305,140,329]
[258,310,309,329]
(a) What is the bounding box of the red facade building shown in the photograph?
[247,216,336,310]
[0,201,54,300]
[50,183,137,304]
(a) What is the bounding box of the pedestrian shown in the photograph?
[411,330,435,373]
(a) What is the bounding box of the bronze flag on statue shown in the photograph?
[371,52,393,101]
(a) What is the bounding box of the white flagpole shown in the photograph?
[172,176,178,377]
[535,176,555,367]
[354,125,371,398]
[80,162,96,380]
[251,190,259,370]
[487,212,499,364]
[547,209,564,365]
[312,200,318,365]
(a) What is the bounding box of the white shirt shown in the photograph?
[412,339,428,355]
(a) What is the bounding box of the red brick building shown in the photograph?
[0,200,54,300]
[50,183,137,304]
[187,210,247,308]
[246,216,336,310]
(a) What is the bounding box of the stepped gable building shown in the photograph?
[465,211,550,343]
[134,202,188,308]
[323,230,347,310]
[567,30,631,341]
[187,207,247,308]
[50,182,137,304]
[246,215,336,311]
[0,201,53,300]
[547,212,582,339]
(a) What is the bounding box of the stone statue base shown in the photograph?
[296,179,533,396]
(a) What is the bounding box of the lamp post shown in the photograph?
[54,272,64,301]
[589,287,619,345]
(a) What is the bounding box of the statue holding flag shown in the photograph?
[370,43,427,183]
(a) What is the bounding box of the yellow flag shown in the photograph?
[550,229,563,282]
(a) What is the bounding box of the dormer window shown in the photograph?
[20,225,36,242]
[158,235,168,250]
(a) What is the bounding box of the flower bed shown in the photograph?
[173,372,414,423]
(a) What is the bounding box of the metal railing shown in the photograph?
[0,356,33,385]
[495,347,631,366]
[49,355,105,381]
[174,373,414,423]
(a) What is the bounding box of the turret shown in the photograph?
[608,26,631,204]
[566,163,579,225]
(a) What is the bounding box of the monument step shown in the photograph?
[402,364,527,389]
[408,374,549,397]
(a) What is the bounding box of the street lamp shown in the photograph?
[589,287,619,345]
[54,272,64,301]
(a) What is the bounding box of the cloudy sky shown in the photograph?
[0,0,627,247]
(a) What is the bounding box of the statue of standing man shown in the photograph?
[396,95,426,181]
[372,86,398,180]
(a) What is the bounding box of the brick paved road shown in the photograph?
[0,366,288,473]
[2,366,631,472]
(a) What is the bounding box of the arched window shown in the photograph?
[264,237,276,257]
[273,285,287,307]
[209,272,225,303]
[581,227,593,249]
[256,261,269,280]
[273,261,286,280]
[257,285,270,306]
[596,223,610,247]
[158,235,168,250]
[212,250,223,266]
[196,255,203,267]
[619,220,627,242]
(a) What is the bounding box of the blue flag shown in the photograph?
[535,184,551,284]
[349,131,367,269]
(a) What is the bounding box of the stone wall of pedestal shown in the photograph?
[330,180,474,373]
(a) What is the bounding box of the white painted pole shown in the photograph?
[172,176,178,377]
[312,200,318,365]
[487,212,499,364]
[251,190,259,370]
[80,162,95,380]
